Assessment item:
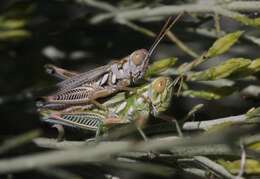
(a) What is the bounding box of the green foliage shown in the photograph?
[189,58,251,81]
[0,17,30,41]
[145,57,177,78]
[206,31,243,58]
[218,159,260,174]
[234,15,260,27]
[249,58,260,73]
[182,87,235,100]
[2,1,260,179]
[246,107,260,119]
[175,31,244,76]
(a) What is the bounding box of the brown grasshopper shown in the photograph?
[41,14,182,108]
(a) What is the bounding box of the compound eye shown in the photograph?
[131,50,147,66]
[153,78,166,93]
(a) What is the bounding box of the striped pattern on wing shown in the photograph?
[46,87,95,104]
[56,65,111,92]
[60,112,104,130]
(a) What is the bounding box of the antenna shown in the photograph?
[148,12,184,57]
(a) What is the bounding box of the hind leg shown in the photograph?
[52,124,65,142]
[135,115,159,159]
[45,64,78,80]
[85,122,104,143]
[157,114,183,137]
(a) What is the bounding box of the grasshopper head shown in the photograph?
[128,49,149,82]
[149,76,173,116]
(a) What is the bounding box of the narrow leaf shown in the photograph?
[181,87,235,100]
[188,58,251,81]
[234,14,260,27]
[206,31,243,58]
[145,57,177,77]
[249,58,260,73]
[218,159,260,174]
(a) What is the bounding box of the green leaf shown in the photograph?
[234,14,260,27]
[249,58,260,73]
[218,159,260,174]
[145,57,177,78]
[0,30,30,40]
[182,90,221,100]
[227,58,260,78]
[249,141,260,151]
[206,31,243,58]
[188,58,251,81]
[181,87,235,100]
[246,107,260,119]
[0,18,27,29]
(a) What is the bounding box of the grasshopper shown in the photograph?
[39,76,174,137]
[41,14,182,108]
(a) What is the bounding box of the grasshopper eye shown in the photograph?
[153,78,166,93]
[131,49,148,66]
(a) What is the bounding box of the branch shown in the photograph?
[193,156,242,179]
[0,130,244,174]
[87,1,260,24]
[33,138,236,157]
[0,130,41,155]
[182,115,247,131]
[1,113,258,174]
[77,0,116,11]
[33,138,86,149]
[188,28,260,47]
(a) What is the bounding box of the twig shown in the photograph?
[214,13,221,36]
[121,20,199,58]
[193,156,242,179]
[0,130,243,174]
[236,143,246,179]
[181,104,204,122]
[166,31,199,58]
[95,3,198,59]
[188,27,260,47]
[182,115,247,131]
[33,138,86,149]
[169,144,235,158]
[241,134,260,146]
[0,140,133,174]
[76,0,116,11]
[183,168,207,178]
[241,85,260,99]
[88,1,260,23]
[0,120,257,174]
[225,1,260,11]
[117,20,155,37]
[0,130,42,155]
[33,138,237,157]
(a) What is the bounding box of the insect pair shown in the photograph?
[38,14,182,139]
[39,76,174,139]
[40,14,182,110]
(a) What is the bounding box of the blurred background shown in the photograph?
[0,0,260,178]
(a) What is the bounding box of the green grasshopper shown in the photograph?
[39,76,174,137]
[40,14,182,109]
